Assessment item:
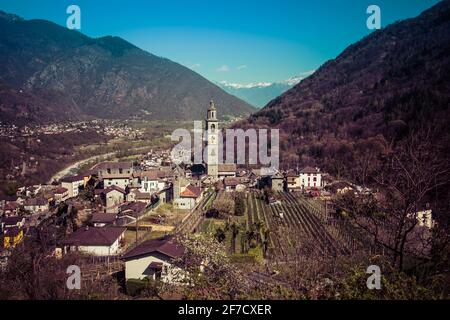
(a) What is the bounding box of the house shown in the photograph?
[0,194,18,206]
[299,166,323,190]
[327,181,354,194]
[271,172,285,191]
[91,212,117,227]
[414,210,435,229]
[3,227,24,249]
[174,184,203,210]
[60,175,84,198]
[60,226,126,256]
[119,201,148,219]
[105,186,126,214]
[1,216,25,231]
[122,236,185,283]
[218,163,237,179]
[286,171,301,192]
[2,202,20,216]
[54,187,69,204]
[157,186,173,204]
[24,197,49,213]
[127,189,153,205]
[133,170,166,193]
[25,185,41,197]
[95,162,134,189]
[223,177,246,192]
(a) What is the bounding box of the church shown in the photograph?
[204,100,236,181]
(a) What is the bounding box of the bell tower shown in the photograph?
[206,100,219,180]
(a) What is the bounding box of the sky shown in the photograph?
[0,0,441,84]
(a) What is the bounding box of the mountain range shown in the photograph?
[237,1,450,180]
[0,11,255,125]
[218,76,303,108]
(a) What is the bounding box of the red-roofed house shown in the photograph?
[174,184,203,210]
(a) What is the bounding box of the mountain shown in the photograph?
[0,11,255,125]
[238,1,450,177]
[218,77,302,108]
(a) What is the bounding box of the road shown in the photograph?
[48,145,156,183]
[47,152,116,183]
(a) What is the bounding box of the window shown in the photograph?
[119,168,123,174]
[107,169,111,174]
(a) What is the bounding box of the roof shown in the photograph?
[132,190,152,200]
[91,213,117,224]
[4,226,22,237]
[286,170,299,177]
[0,194,18,202]
[94,189,105,195]
[122,236,184,260]
[60,175,84,183]
[119,201,147,216]
[24,197,48,206]
[54,187,68,194]
[3,202,19,211]
[272,172,284,179]
[224,177,240,187]
[218,163,237,173]
[180,185,202,198]
[2,216,24,226]
[102,173,132,179]
[300,166,319,174]
[105,185,126,194]
[93,161,133,171]
[134,170,159,180]
[61,227,126,246]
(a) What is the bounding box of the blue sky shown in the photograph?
[0,0,441,84]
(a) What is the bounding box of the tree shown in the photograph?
[234,193,246,216]
[225,221,241,254]
[214,227,226,243]
[212,197,234,218]
[335,130,450,271]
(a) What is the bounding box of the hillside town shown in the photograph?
[0,101,435,295]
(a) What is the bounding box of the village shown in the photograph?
[0,101,435,295]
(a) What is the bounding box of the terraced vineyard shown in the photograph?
[244,191,356,260]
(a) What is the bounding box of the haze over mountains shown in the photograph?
[218,76,303,108]
[238,1,450,178]
[0,11,255,125]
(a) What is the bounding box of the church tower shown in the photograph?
[206,100,219,180]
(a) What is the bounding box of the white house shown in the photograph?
[54,187,69,204]
[299,166,323,190]
[61,226,126,256]
[174,184,203,210]
[414,210,434,229]
[95,162,134,190]
[60,175,84,198]
[105,186,126,214]
[121,237,186,284]
[135,171,166,193]
[24,197,49,213]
